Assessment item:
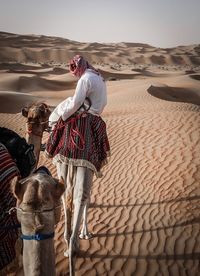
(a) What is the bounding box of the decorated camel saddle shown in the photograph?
[45,97,110,177]
[0,128,35,273]
[0,127,36,178]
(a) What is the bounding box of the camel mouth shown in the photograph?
[34,224,45,232]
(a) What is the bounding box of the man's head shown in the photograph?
[69,55,88,78]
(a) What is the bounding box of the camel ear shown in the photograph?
[53,177,65,201]
[10,176,23,200]
[21,107,28,117]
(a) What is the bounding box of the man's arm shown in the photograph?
[60,78,89,121]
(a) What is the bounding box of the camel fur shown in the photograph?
[22,102,51,166]
[11,173,65,276]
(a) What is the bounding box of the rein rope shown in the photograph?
[51,97,92,150]
[26,119,50,137]
[8,204,62,215]
[68,113,86,151]
[26,120,49,125]
[56,112,87,151]
[1,205,62,241]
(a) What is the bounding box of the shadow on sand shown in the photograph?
[89,194,200,209]
[147,84,200,105]
[78,251,200,260]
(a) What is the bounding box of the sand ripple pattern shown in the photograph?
[65,90,199,275]
[0,85,199,276]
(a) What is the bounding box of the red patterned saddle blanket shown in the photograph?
[0,143,20,270]
[46,112,110,177]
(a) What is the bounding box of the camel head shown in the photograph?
[22,102,51,138]
[22,103,51,165]
[11,173,65,233]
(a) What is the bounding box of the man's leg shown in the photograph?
[68,166,93,275]
[56,161,74,256]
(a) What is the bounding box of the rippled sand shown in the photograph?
[0,32,200,275]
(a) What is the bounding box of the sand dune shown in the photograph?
[17,75,75,92]
[0,32,200,275]
[148,84,200,105]
[0,62,43,71]
[190,74,200,81]
[1,32,200,67]
[0,72,76,93]
[99,68,140,80]
[1,75,199,276]
[8,67,68,76]
[0,91,38,113]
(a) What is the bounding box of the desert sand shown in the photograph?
[0,32,200,276]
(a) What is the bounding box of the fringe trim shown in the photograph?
[53,155,102,178]
[45,151,111,178]
[44,150,53,159]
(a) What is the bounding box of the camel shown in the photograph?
[11,168,65,276]
[22,102,51,166]
[0,126,37,275]
[0,123,65,275]
[21,102,86,274]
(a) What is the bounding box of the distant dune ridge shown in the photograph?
[0,31,200,66]
[0,32,200,275]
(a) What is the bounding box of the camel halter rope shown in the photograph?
[26,119,50,138]
[25,102,51,137]
[6,205,62,241]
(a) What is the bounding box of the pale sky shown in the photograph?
[0,0,200,48]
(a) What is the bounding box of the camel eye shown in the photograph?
[23,201,34,208]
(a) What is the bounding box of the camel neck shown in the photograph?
[26,134,42,166]
[23,239,56,276]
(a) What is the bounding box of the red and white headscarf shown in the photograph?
[69,55,99,78]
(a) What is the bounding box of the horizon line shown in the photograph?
[0,30,200,50]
